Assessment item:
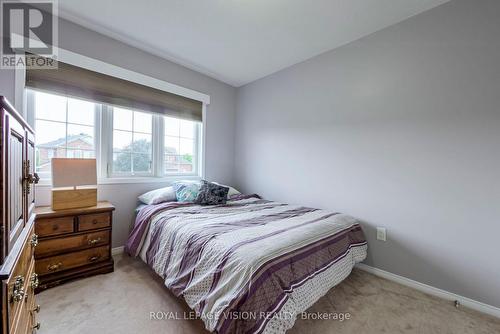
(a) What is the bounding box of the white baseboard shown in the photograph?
[355,263,500,319]
[111,246,125,256]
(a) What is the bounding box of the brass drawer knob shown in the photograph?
[12,287,25,303]
[88,237,102,246]
[30,234,39,247]
[33,304,41,313]
[33,322,41,330]
[47,262,63,272]
[11,275,25,303]
[88,254,101,262]
[14,275,25,287]
[30,273,39,289]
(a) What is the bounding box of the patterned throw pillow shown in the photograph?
[173,181,201,203]
[212,182,241,199]
[195,180,229,205]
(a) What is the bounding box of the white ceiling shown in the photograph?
[58,0,450,87]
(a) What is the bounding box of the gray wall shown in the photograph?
[0,70,14,103]
[234,0,500,308]
[0,18,237,248]
[0,37,15,105]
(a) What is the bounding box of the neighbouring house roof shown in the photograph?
[38,133,93,148]
[165,146,177,155]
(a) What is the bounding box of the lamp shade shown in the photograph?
[51,158,97,188]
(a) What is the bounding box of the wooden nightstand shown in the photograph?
[34,201,115,292]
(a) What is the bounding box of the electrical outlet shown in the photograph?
[376,227,387,241]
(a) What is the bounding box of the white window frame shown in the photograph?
[19,46,209,185]
[29,91,203,183]
[101,107,201,179]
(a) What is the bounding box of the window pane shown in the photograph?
[164,155,193,174]
[113,130,132,151]
[132,132,152,153]
[179,138,194,155]
[113,152,131,173]
[36,147,66,173]
[180,163,193,173]
[111,108,156,175]
[164,116,180,136]
[133,153,151,173]
[134,112,152,133]
[163,116,197,175]
[35,120,66,148]
[165,155,179,173]
[180,120,195,138]
[67,124,94,151]
[179,154,193,173]
[34,91,66,122]
[67,97,95,125]
[82,149,95,158]
[165,136,179,155]
[66,149,95,159]
[33,90,97,176]
[113,107,133,131]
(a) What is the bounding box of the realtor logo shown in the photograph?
[1,0,58,69]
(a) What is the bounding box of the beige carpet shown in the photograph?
[36,254,500,334]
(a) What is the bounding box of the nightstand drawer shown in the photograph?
[36,245,110,275]
[36,216,74,237]
[78,213,110,231]
[35,230,111,258]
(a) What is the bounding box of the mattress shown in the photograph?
[126,194,367,334]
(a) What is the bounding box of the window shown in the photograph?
[112,107,153,176]
[164,116,197,174]
[28,89,202,181]
[33,90,96,177]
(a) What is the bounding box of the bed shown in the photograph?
[125,194,367,334]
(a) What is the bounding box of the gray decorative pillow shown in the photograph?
[195,180,229,205]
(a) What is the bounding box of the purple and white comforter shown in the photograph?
[125,194,367,333]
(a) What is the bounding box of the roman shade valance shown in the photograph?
[25,60,203,122]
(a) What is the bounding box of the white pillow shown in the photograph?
[138,186,176,205]
[213,182,241,199]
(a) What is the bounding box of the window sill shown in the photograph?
[36,175,201,187]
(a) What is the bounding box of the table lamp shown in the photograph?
[51,158,97,210]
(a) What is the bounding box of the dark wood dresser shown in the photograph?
[34,202,115,292]
[0,96,40,333]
